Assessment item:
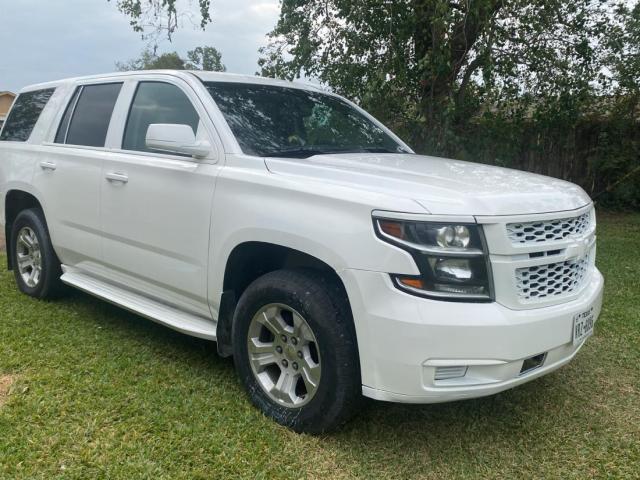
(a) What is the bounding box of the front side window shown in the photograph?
[56,83,122,147]
[0,88,55,142]
[122,82,200,153]
[204,82,407,158]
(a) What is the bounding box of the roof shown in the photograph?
[0,91,16,97]
[191,71,324,91]
[16,70,325,94]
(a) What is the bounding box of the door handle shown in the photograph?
[105,172,129,184]
[39,161,57,171]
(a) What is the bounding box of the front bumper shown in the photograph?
[341,267,604,403]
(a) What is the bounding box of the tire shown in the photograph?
[232,269,361,434]
[10,208,65,299]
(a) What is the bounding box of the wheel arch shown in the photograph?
[4,189,45,270]
[216,241,354,358]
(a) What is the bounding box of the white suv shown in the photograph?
[0,71,603,433]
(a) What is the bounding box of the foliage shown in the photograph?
[116,46,226,72]
[116,49,186,70]
[186,46,226,72]
[259,0,640,209]
[260,1,606,142]
[607,2,640,101]
[109,0,212,40]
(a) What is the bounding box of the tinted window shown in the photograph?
[54,87,81,144]
[65,83,122,147]
[204,82,405,158]
[0,88,55,142]
[123,82,199,153]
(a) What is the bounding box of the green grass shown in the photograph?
[1,213,639,479]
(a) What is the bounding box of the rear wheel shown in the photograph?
[10,208,65,299]
[232,269,361,434]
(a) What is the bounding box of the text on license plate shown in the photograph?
[573,306,595,346]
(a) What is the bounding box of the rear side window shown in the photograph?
[0,88,55,142]
[56,83,122,147]
[122,82,199,153]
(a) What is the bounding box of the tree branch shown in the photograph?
[456,54,485,106]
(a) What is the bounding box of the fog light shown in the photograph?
[434,365,468,380]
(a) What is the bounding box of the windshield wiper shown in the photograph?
[357,147,408,154]
[263,147,338,159]
[263,146,409,159]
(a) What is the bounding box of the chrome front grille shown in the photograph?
[515,251,592,302]
[506,211,592,245]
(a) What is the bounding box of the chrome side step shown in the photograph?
[60,267,217,340]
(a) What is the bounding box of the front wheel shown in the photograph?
[232,269,361,434]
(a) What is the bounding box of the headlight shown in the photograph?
[375,218,494,301]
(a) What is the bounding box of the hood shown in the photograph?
[265,153,591,216]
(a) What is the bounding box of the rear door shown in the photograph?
[98,77,221,317]
[32,82,122,270]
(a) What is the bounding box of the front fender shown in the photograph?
[207,160,422,315]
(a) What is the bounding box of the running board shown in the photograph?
[60,268,217,340]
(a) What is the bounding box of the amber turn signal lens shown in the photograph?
[398,277,425,289]
[379,220,404,239]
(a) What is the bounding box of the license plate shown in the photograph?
[572,306,595,346]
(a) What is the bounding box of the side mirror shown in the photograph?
[145,124,211,158]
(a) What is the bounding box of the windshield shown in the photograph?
[204,82,408,158]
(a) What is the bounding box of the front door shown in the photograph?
[99,80,219,317]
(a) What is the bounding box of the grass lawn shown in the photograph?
[0,213,638,479]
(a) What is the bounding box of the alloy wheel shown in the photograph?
[247,303,322,407]
[16,226,42,288]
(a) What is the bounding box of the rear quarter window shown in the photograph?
[0,88,55,142]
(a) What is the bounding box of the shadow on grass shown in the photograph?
[60,287,231,369]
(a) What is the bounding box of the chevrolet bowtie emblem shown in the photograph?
[566,237,590,259]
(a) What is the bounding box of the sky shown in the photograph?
[0,0,281,93]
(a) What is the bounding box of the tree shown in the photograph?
[606,2,640,113]
[591,2,640,208]
[186,46,226,71]
[109,0,212,40]
[258,0,621,153]
[116,49,186,71]
[116,46,225,72]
